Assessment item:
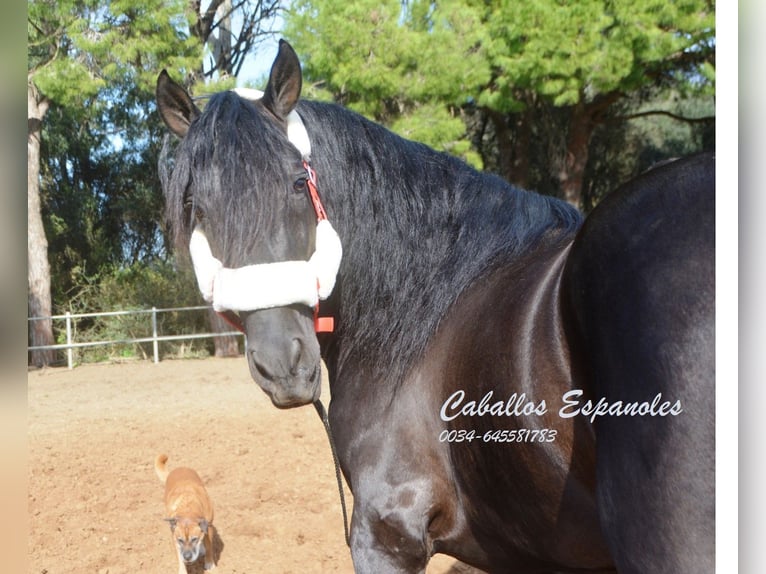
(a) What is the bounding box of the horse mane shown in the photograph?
[159,93,582,383]
[294,101,583,382]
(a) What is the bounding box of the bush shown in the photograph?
[56,260,216,364]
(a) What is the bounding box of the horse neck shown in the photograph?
[301,102,581,386]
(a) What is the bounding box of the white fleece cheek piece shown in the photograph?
[188,222,342,312]
[189,229,222,302]
[310,219,342,299]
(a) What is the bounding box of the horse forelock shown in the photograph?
[160,91,302,266]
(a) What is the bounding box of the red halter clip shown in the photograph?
[215,160,335,335]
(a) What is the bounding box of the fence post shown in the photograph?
[152,307,159,363]
[65,312,73,370]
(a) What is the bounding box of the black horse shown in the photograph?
[157,40,714,573]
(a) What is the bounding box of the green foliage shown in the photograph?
[287,0,491,161]
[30,0,207,316]
[29,0,201,105]
[285,0,714,200]
[390,103,484,169]
[39,100,171,306]
[287,0,714,117]
[479,0,715,109]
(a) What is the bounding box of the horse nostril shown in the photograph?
[249,339,306,381]
[251,349,275,382]
[289,337,304,376]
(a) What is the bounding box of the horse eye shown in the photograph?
[183,197,204,223]
[185,202,204,221]
[293,177,307,193]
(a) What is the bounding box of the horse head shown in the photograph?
[156,41,338,408]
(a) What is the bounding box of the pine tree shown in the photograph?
[286,0,715,206]
[28,0,200,365]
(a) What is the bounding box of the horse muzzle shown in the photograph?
[241,307,322,408]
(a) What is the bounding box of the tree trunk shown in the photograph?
[207,308,240,357]
[487,108,531,189]
[28,79,56,367]
[557,100,593,209]
[558,93,622,209]
[213,0,234,75]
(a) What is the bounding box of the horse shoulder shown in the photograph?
[407,243,613,570]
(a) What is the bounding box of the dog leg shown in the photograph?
[203,523,216,570]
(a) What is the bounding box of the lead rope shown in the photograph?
[312,398,351,547]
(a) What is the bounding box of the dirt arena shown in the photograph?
[28,358,482,574]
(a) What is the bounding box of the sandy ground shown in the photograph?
[28,358,482,574]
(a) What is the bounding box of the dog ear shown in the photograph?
[164,517,177,531]
[198,519,209,533]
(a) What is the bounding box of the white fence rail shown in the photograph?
[28,305,244,369]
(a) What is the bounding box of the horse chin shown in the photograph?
[241,307,322,409]
[249,360,322,409]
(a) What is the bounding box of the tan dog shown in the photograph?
[155,454,216,573]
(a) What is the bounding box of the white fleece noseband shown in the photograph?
[187,88,342,313]
[189,220,341,312]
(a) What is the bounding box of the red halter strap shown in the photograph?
[217,309,246,334]
[304,160,335,332]
[304,161,328,222]
[216,160,335,334]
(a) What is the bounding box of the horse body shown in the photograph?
[157,41,714,573]
[562,154,716,573]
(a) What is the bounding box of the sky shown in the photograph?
[199,0,283,89]
[238,37,280,87]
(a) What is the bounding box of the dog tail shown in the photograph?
[155,454,170,483]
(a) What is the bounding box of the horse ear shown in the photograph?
[156,69,201,138]
[261,39,302,120]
